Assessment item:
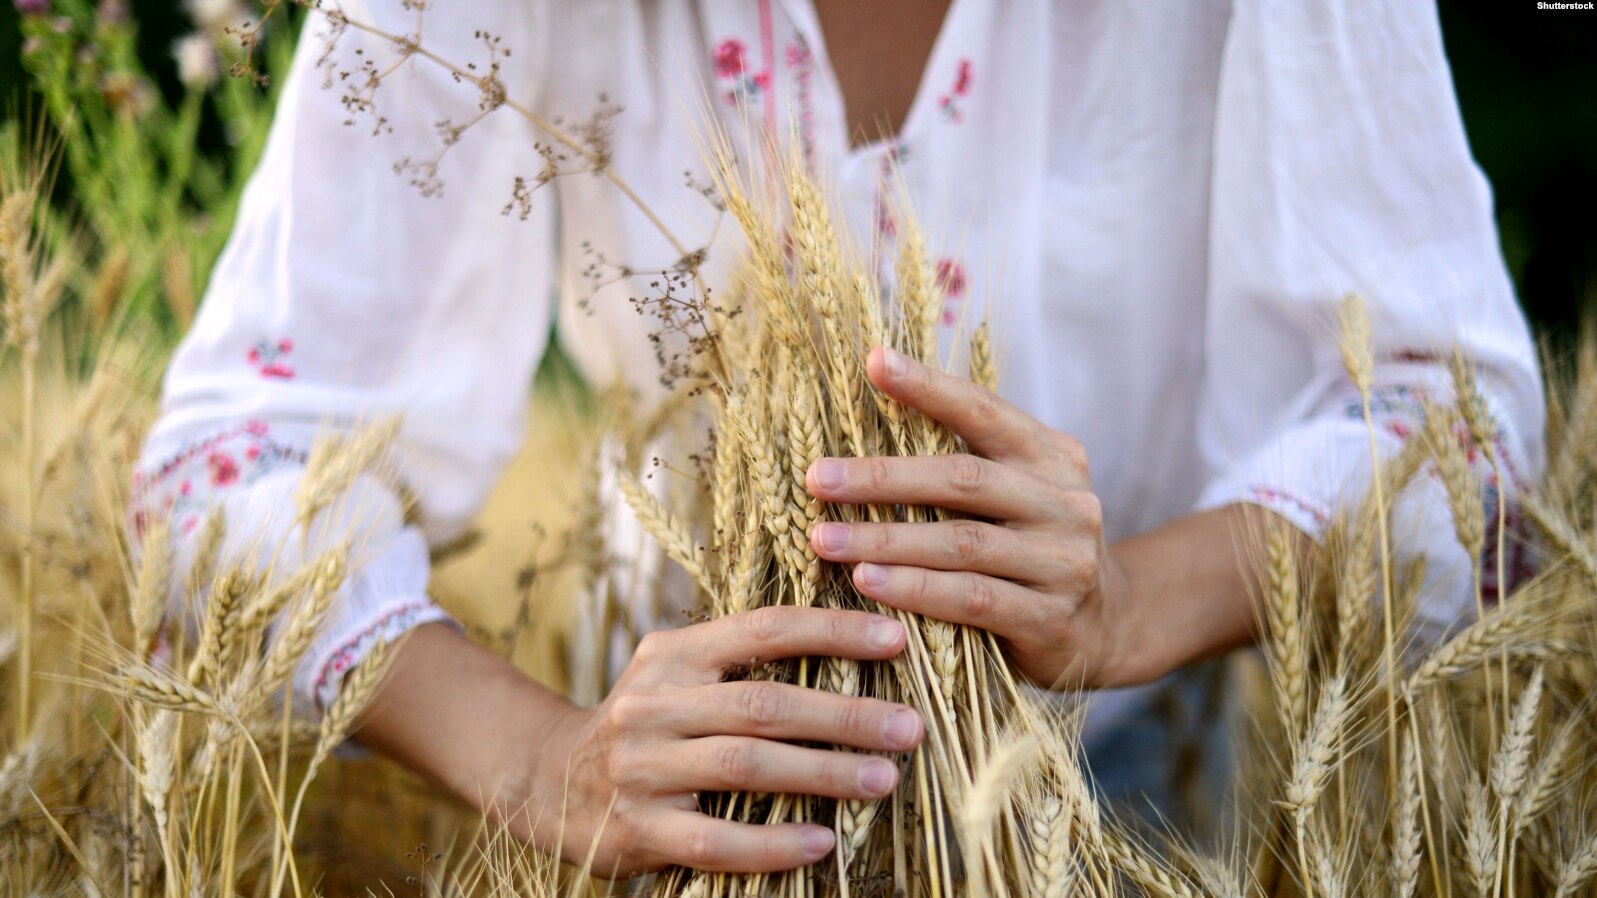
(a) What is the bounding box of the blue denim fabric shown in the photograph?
[1081,662,1235,841]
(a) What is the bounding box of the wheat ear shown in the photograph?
[616,469,717,600]
[1392,733,1422,898]
[1464,772,1497,898]
[1263,523,1309,731]
[131,519,173,654]
[1555,835,1597,898]
[1405,596,1543,693]
[1490,666,1544,804]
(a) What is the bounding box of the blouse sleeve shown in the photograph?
[132,0,558,712]
[1197,0,1546,635]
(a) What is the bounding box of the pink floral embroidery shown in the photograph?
[714,39,747,77]
[313,598,437,709]
[938,59,974,124]
[936,257,967,326]
[872,144,907,240]
[786,37,816,169]
[129,421,306,538]
[713,37,769,107]
[248,338,296,379]
[207,452,240,487]
[1247,484,1332,527]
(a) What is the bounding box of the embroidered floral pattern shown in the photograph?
[1341,383,1428,420]
[938,59,973,124]
[130,421,305,536]
[713,38,770,108]
[786,37,817,170]
[248,337,296,379]
[872,145,905,240]
[936,257,968,326]
[312,598,439,709]
[1247,484,1332,528]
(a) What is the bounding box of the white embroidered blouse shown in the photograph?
[133,0,1544,738]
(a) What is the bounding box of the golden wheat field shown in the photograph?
[5,2,1597,896]
[6,155,1597,897]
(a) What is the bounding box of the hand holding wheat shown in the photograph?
[525,606,925,877]
[805,346,1133,689]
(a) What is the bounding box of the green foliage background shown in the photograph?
[0,1,1592,337]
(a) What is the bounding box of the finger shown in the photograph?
[678,681,924,751]
[866,346,1052,463]
[663,607,908,678]
[669,736,902,800]
[811,519,1043,581]
[852,564,1036,633]
[805,454,1055,521]
[654,811,836,873]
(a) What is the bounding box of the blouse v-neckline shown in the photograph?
[775,0,970,158]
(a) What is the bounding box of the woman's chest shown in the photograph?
[537,0,1229,414]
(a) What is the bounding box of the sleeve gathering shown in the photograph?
[131,0,559,715]
[1198,0,1546,635]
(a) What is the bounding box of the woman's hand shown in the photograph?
[805,346,1141,689]
[522,606,925,877]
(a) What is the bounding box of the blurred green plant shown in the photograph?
[6,0,298,346]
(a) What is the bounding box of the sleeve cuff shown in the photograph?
[1196,378,1529,641]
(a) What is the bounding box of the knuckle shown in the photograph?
[835,697,871,739]
[948,454,985,495]
[608,693,650,729]
[971,388,1003,429]
[1063,491,1104,535]
[964,575,998,619]
[950,521,987,563]
[739,607,782,649]
[868,524,895,553]
[1054,433,1089,473]
[634,630,673,664]
[739,683,786,728]
[867,457,893,491]
[825,610,853,649]
[681,827,718,867]
[715,740,757,786]
[1072,551,1102,592]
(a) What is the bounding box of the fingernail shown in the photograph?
[860,758,898,796]
[857,563,888,591]
[866,615,902,648]
[815,523,850,552]
[810,459,845,490]
[802,826,836,858]
[882,347,907,378]
[882,708,921,749]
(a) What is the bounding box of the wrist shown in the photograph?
[1094,541,1157,687]
[352,624,586,845]
[477,679,589,847]
[1103,505,1282,686]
